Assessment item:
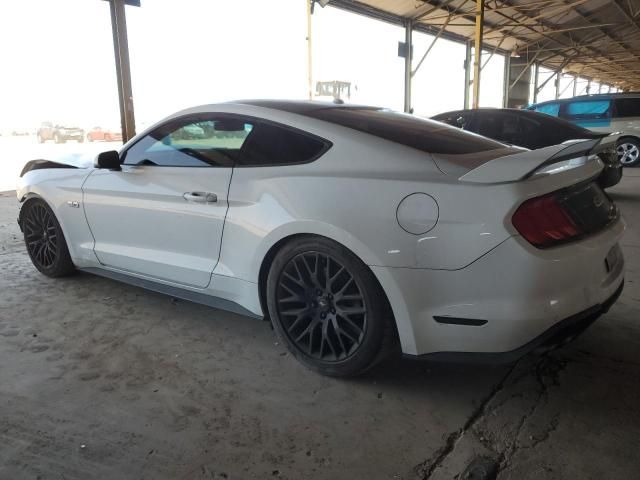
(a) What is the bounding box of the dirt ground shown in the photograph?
[1,172,639,480]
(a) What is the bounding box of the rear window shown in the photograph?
[303,108,505,154]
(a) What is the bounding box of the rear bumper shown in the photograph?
[372,217,625,357]
[406,279,623,363]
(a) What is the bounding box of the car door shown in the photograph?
[82,114,253,288]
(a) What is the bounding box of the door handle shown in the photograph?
[183,191,217,203]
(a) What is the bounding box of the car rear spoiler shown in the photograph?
[459,134,619,184]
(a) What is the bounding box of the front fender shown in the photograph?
[17,168,99,267]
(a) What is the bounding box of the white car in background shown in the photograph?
[527,93,640,166]
[16,101,624,376]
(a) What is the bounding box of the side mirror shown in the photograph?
[95,150,121,170]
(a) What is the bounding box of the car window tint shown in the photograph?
[534,103,560,116]
[123,118,253,167]
[304,108,504,154]
[564,100,611,119]
[238,122,328,167]
[475,113,505,140]
[614,98,640,117]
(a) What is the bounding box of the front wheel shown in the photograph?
[21,199,75,277]
[266,236,396,377]
[617,138,640,166]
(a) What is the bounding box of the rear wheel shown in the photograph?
[266,236,396,377]
[21,199,75,277]
[617,138,640,166]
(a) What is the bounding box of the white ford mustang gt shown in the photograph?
[16,100,625,376]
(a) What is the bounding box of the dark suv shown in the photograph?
[37,122,85,144]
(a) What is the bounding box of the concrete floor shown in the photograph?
[1,172,639,480]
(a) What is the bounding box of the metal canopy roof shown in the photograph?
[330,0,640,90]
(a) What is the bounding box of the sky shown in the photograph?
[1,0,513,131]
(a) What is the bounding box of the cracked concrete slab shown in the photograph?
[1,171,640,480]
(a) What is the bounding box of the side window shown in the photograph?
[563,100,611,120]
[533,102,560,117]
[238,122,328,167]
[614,98,640,118]
[123,117,253,167]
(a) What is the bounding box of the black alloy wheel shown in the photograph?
[276,251,367,362]
[24,202,58,269]
[22,199,75,277]
[266,237,396,377]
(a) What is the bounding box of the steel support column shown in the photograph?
[109,0,136,142]
[307,0,313,100]
[472,0,484,109]
[502,54,510,107]
[555,71,561,99]
[533,63,539,103]
[573,75,577,97]
[464,40,471,109]
[403,20,413,113]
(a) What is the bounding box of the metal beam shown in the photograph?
[464,40,471,109]
[412,14,451,76]
[108,0,136,143]
[503,54,511,107]
[533,62,539,103]
[472,0,484,109]
[404,20,413,113]
[307,0,313,100]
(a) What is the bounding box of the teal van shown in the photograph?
[527,94,640,166]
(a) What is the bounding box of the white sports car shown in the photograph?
[17,101,625,376]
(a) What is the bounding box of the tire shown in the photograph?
[266,236,397,377]
[617,137,640,167]
[21,199,75,277]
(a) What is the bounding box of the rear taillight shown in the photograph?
[512,192,582,248]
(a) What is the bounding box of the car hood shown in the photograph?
[20,152,96,176]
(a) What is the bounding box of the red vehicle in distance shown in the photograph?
[86,126,123,142]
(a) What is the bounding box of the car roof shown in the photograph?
[231,99,379,115]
